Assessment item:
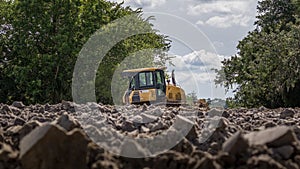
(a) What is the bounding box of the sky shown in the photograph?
[109,0,259,99]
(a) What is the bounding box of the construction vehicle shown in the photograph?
[122,67,186,105]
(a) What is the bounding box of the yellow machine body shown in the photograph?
[122,67,186,105]
[165,85,186,104]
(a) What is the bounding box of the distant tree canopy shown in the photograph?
[216,0,300,108]
[186,91,198,105]
[0,0,171,105]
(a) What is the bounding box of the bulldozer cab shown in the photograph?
[122,68,167,104]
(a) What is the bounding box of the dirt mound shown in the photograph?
[0,101,300,169]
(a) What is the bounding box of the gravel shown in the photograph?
[0,101,299,169]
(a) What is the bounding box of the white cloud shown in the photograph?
[167,50,226,85]
[165,50,229,98]
[188,0,257,28]
[187,1,250,16]
[182,50,223,69]
[199,14,252,28]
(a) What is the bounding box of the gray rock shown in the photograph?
[121,121,136,132]
[185,125,198,141]
[294,155,300,168]
[172,115,194,134]
[284,160,299,169]
[272,145,294,160]
[0,142,18,161]
[150,121,165,132]
[222,111,230,118]
[19,124,88,169]
[207,108,223,118]
[247,154,285,169]
[244,126,297,147]
[280,109,295,119]
[120,139,150,158]
[264,121,277,128]
[140,126,150,133]
[148,107,163,117]
[131,115,143,124]
[197,156,222,169]
[6,125,23,136]
[12,101,25,109]
[14,117,26,126]
[1,105,11,113]
[217,117,229,130]
[171,138,195,155]
[54,113,80,131]
[140,113,158,123]
[19,121,41,140]
[222,131,249,155]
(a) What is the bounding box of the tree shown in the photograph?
[215,0,300,108]
[186,91,198,105]
[0,0,171,105]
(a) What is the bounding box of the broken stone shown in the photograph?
[150,121,165,132]
[185,125,198,141]
[264,121,277,128]
[19,121,41,140]
[14,117,26,126]
[121,121,136,132]
[140,126,150,133]
[196,156,222,169]
[19,124,89,169]
[120,139,149,158]
[216,152,235,167]
[244,126,297,147]
[280,109,295,119]
[284,160,299,169]
[54,112,80,131]
[61,100,75,112]
[222,131,249,155]
[140,113,158,124]
[1,105,11,113]
[247,154,285,169]
[217,117,229,130]
[11,101,25,109]
[271,145,294,160]
[172,115,194,134]
[197,111,205,118]
[131,115,143,124]
[0,142,18,162]
[222,111,230,118]
[171,138,194,155]
[294,155,300,167]
[150,107,163,116]
[207,109,223,118]
[6,125,22,136]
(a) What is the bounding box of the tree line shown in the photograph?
[0,0,170,105]
[216,0,300,108]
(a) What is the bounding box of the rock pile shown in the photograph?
[0,101,299,169]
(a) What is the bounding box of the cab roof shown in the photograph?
[122,67,166,77]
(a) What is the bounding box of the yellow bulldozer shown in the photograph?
[122,67,186,105]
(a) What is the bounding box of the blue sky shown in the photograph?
[110,0,259,99]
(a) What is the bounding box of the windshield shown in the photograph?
[138,71,154,87]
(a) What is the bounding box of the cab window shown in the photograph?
[129,78,135,89]
[139,72,154,87]
[156,71,163,84]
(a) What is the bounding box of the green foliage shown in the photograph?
[0,0,170,105]
[216,0,300,108]
[186,91,197,105]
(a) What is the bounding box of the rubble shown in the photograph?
[0,102,298,168]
